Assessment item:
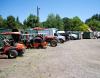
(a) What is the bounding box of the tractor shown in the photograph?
[0,32,25,59]
[21,32,47,49]
[33,27,57,47]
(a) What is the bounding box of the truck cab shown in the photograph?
[46,28,66,43]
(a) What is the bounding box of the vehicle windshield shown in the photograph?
[57,33,61,36]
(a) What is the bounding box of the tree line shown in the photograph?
[0,13,100,31]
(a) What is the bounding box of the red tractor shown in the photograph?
[21,33,47,49]
[22,27,57,48]
[0,32,25,59]
[33,27,58,47]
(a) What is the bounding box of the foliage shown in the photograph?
[23,14,38,28]
[0,15,23,29]
[0,15,3,27]
[44,14,57,28]
[79,24,89,31]
[42,14,64,30]
[2,19,7,28]
[85,14,100,31]
[6,16,16,29]
[0,13,100,31]
[56,14,64,30]
[71,16,83,31]
[62,17,73,31]
[15,16,23,29]
[62,16,89,31]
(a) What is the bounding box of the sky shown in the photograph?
[0,0,100,23]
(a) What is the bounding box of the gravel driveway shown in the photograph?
[0,39,100,78]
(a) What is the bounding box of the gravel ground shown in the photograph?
[0,39,100,78]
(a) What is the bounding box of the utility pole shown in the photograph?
[37,6,40,26]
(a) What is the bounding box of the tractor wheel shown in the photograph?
[18,51,24,57]
[8,50,18,59]
[50,40,57,47]
[59,39,64,43]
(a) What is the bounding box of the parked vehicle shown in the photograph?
[21,33,47,49]
[31,27,57,47]
[0,32,25,59]
[83,32,94,39]
[38,28,65,43]
[24,27,58,47]
[57,31,70,41]
[54,33,65,43]
[44,35,57,47]
[97,32,100,39]
[69,33,78,40]
[49,28,65,43]
[93,31,100,39]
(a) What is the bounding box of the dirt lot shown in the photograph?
[0,39,100,78]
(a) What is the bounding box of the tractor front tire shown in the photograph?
[50,40,57,47]
[8,50,18,59]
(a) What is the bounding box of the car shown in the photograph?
[69,33,78,40]
[54,33,65,43]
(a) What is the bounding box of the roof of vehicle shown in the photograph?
[0,32,21,35]
[57,31,65,33]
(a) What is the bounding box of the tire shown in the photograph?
[59,39,64,43]
[50,40,57,47]
[18,49,25,56]
[18,51,24,57]
[8,50,18,59]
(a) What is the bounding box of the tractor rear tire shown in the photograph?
[50,40,57,47]
[8,50,18,59]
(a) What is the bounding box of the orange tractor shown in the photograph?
[33,27,58,47]
[21,32,47,49]
[0,32,25,59]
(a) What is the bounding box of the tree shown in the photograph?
[3,19,7,28]
[45,14,56,28]
[72,16,83,31]
[86,19,100,31]
[23,20,28,29]
[23,14,38,28]
[62,17,73,31]
[85,14,100,31]
[15,16,23,29]
[55,14,64,30]
[79,24,89,31]
[91,14,100,21]
[7,16,16,29]
[0,15,3,27]
[62,16,89,31]
[43,14,64,30]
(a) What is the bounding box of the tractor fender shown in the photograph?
[4,46,16,54]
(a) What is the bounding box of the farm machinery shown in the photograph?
[33,27,58,47]
[0,32,25,59]
[21,33,47,49]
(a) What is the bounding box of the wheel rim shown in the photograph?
[51,42,57,47]
[9,52,16,58]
